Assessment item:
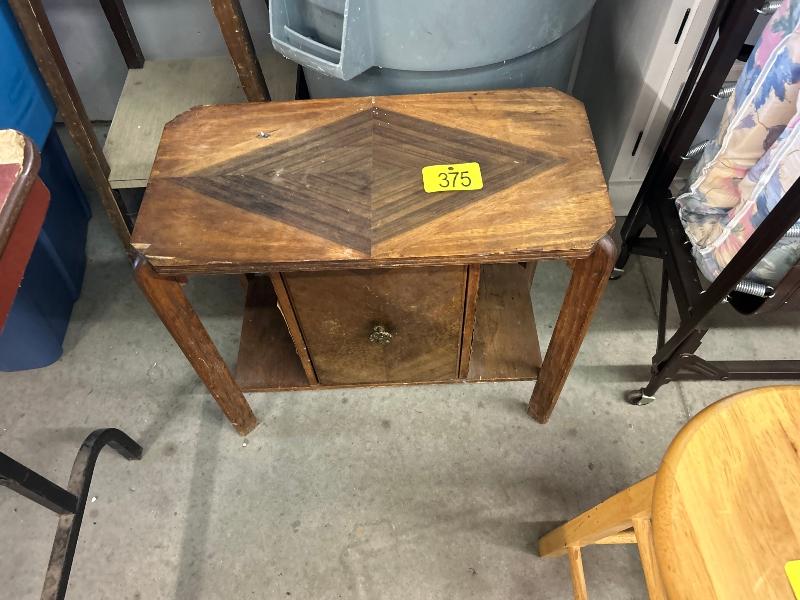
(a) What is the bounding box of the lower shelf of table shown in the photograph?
[234,263,542,392]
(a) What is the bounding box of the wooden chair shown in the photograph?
[538,385,800,599]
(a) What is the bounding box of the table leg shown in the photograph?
[528,235,617,423]
[134,260,257,435]
[210,0,270,102]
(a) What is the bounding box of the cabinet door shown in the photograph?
[283,266,467,385]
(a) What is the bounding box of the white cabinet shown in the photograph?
[574,0,718,214]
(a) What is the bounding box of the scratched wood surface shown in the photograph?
[132,89,613,274]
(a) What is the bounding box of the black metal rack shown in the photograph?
[615,0,800,404]
[0,429,142,600]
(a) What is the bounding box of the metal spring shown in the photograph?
[682,139,712,160]
[757,0,782,14]
[727,225,800,299]
[733,280,774,298]
[713,83,736,99]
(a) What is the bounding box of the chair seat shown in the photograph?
[652,386,800,599]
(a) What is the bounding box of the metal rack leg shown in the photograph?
[41,429,142,600]
[614,201,650,276]
[656,263,669,350]
[1,428,142,600]
[627,330,707,405]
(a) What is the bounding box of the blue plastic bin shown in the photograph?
[0,131,91,371]
[36,132,92,295]
[0,0,56,148]
[0,1,91,370]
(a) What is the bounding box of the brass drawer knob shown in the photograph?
[369,325,392,345]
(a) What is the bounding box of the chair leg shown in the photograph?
[539,476,657,598]
[539,476,656,557]
[568,547,589,600]
[632,517,667,600]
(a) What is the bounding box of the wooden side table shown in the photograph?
[131,89,616,435]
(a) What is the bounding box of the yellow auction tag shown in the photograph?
[422,162,483,193]
[787,560,800,599]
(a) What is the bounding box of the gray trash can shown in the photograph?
[269,0,596,98]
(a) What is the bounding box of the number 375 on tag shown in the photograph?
[422,162,483,193]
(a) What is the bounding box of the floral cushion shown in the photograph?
[677,0,800,285]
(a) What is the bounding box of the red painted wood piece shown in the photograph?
[0,132,50,330]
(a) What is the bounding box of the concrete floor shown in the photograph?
[2,136,796,599]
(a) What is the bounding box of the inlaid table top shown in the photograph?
[132,88,613,274]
